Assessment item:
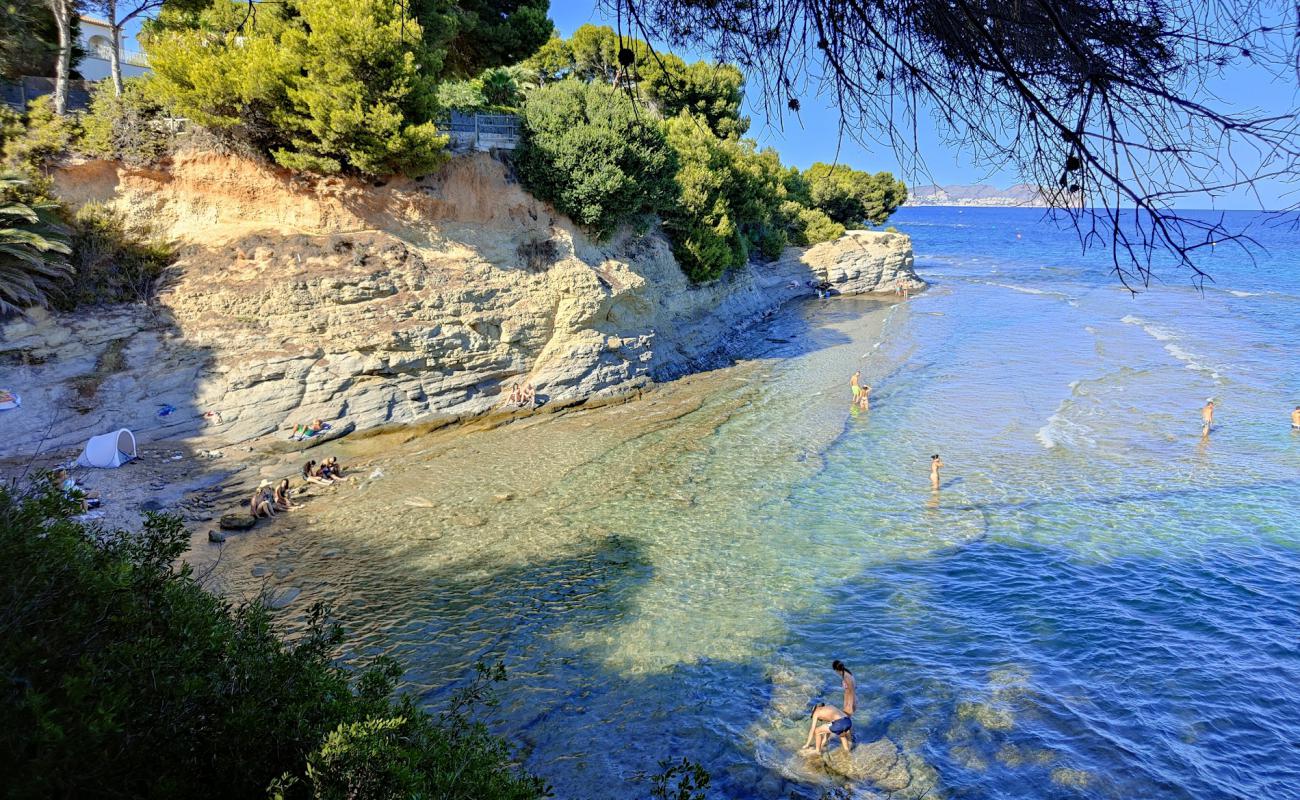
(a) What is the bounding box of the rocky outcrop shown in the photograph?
[0,151,920,456]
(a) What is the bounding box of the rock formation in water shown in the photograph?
[0,151,921,456]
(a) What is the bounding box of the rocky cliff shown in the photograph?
[0,151,921,456]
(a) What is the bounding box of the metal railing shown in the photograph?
[442,112,520,152]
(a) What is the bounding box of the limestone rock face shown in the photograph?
[0,152,921,456]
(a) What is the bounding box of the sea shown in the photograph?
[194,206,1300,799]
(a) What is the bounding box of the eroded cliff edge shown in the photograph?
[0,151,921,456]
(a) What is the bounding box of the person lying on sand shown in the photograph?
[801,702,853,754]
[251,481,276,518]
[273,478,297,511]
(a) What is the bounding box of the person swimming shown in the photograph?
[930,454,943,490]
[802,702,853,754]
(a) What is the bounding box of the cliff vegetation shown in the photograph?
[1,4,906,312]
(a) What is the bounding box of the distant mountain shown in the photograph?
[908,183,1048,207]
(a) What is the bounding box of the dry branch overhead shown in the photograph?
[604,0,1300,287]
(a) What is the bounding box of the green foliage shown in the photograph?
[0,485,548,800]
[2,96,82,176]
[639,53,748,137]
[650,758,711,800]
[0,171,72,316]
[0,105,23,153]
[436,66,528,113]
[661,112,791,281]
[81,77,174,166]
[802,162,908,227]
[0,4,83,80]
[516,79,677,240]
[781,200,844,246]
[145,0,450,176]
[437,0,554,78]
[59,202,174,309]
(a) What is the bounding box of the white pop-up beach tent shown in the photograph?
[77,429,137,468]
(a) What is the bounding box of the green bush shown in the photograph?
[0,171,72,316]
[781,201,845,246]
[2,95,81,177]
[515,79,677,239]
[661,113,791,281]
[0,484,548,800]
[802,163,908,227]
[58,202,174,309]
[81,77,174,166]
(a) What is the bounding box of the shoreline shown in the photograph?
[3,286,919,546]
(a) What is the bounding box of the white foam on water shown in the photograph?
[974,280,1076,303]
[1036,382,1097,450]
[1120,315,1225,382]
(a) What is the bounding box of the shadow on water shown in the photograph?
[266,517,1300,800]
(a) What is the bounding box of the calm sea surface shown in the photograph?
[196,207,1300,799]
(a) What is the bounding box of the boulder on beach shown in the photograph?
[208,529,227,543]
[219,513,256,531]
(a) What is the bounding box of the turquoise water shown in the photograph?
[198,208,1300,798]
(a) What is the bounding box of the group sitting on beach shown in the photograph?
[504,382,536,408]
[302,456,345,486]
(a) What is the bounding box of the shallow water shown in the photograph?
[195,208,1300,798]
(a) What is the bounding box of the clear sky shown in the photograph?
[549,3,1297,210]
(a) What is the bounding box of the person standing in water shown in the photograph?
[858,383,872,411]
[1201,400,1215,437]
[850,370,861,404]
[1291,406,1299,430]
[832,660,855,716]
[930,454,944,490]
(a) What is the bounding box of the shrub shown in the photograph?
[782,201,845,246]
[661,113,790,281]
[802,163,908,227]
[2,95,81,177]
[515,79,677,240]
[0,171,71,316]
[0,484,548,800]
[81,77,174,166]
[58,202,174,309]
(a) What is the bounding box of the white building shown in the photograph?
[78,16,150,81]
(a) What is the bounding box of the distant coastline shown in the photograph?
[908,183,1048,208]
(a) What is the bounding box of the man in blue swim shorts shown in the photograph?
[802,702,853,754]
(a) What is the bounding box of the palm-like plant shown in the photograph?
[0,173,72,317]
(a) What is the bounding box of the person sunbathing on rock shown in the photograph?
[801,702,853,755]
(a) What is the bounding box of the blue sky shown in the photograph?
[550,3,1296,210]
